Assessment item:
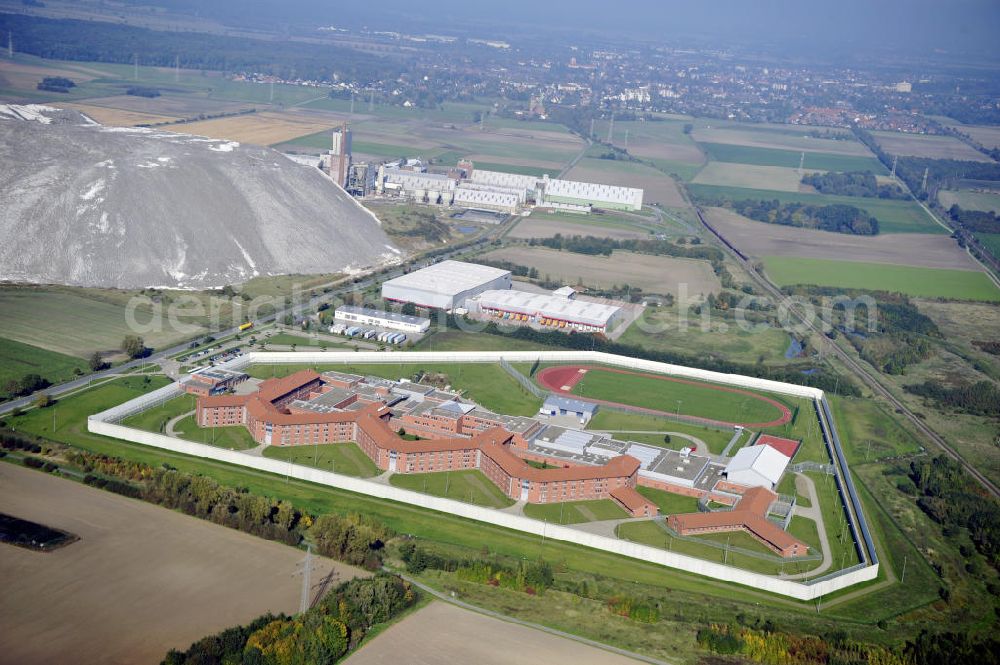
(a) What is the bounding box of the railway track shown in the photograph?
[695,208,1000,499]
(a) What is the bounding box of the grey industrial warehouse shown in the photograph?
[381,260,513,310]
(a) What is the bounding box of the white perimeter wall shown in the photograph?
[89,351,878,600]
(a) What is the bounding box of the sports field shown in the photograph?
[389,469,515,508]
[0,463,362,665]
[522,499,628,524]
[262,442,380,478]
[480,247,721,297]
[763,256,1000,302]
[701,142,885,173]
[872,131,995,162]
[536,365,791,428]
[689,184,943,234]
[0,337,88,392]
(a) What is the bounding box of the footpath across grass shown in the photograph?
[523,499,628,524]
[389,469,515,508]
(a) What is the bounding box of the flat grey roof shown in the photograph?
[335,305,430,326]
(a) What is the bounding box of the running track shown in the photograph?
[536,365,792,429]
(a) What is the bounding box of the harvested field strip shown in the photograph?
[701,208,971,269]
[688,183,944,234]
[536,365,791,428]
[691,162,807,192]
[872,131,995,162]
[479,247,721,297]
[700,143,885,173]
[763,256,1000,302]
[692,126,866,155]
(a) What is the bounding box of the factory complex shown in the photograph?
[194,367,808,556]
[376,162,643,214]
[317,126,642,215]
[381,260,627,334]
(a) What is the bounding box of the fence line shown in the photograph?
[498,358,547,399]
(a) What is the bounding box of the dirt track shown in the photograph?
[343,601,641,665]
[0,464,363,665]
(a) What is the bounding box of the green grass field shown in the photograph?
[828,396,924,465]
[247,362,542,416]
[262,442,379,478]
[701,143,886,173]
[522,499,628,523]
[687,184,944,234]
[121,394,196,433]
[172,414,258,450]
[620,305,792,365]
[976,233,1000,261]
[636,486,701,514]
[571,368,787,425]
[0,337,88,394]
[585,410,734,455]
[763,256,1000,302]
[389,469,514,508]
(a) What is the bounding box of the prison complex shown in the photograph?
[192,367,812,557]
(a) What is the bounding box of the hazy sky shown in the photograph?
[166,0,1000,58]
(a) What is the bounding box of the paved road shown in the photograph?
[0,229,501,418]
[782,473,832,580]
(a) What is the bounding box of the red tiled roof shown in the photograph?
[668,487,806,553]
[610,486,657,513]
[755,434,800,459]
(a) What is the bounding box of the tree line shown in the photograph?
[801,171,906,199]
[701,198,880,236]
[400,541,554,595]
[904,380,1000,419]
[163,573,416,665]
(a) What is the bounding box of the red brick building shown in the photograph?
[196,371,649,513]
[666,487,808,558]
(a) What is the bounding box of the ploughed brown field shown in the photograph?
[703,207,979,270]
[342,600,641,665]
[481,246,721,297]
[0,464,364,665]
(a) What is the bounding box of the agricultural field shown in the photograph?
[162,110,347,146]
[60,102,179,126]
[691,123,865,155]
[389,469,514,508]
[938,189,1000,214]
[480,246,721,297]
[522,499,628,524]
[692,162,809,192]
[872,131,996,162]
[690,183,944,234]
[620,302,793,365]
[0,337,88,392]
[565,158,688,207]
[702,207,973,269]
[976,233,1000,260]
[957,124,1000,150]
[0,286,242,358]
[0,463,361,665]
[763,256,1000,302]
[701,142,885,173]
[508,210,662,240]
[262,442,380,478]
[342,601,641,665]
[593,116,706,180]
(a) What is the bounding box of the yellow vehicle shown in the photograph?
[238,322,253,331]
